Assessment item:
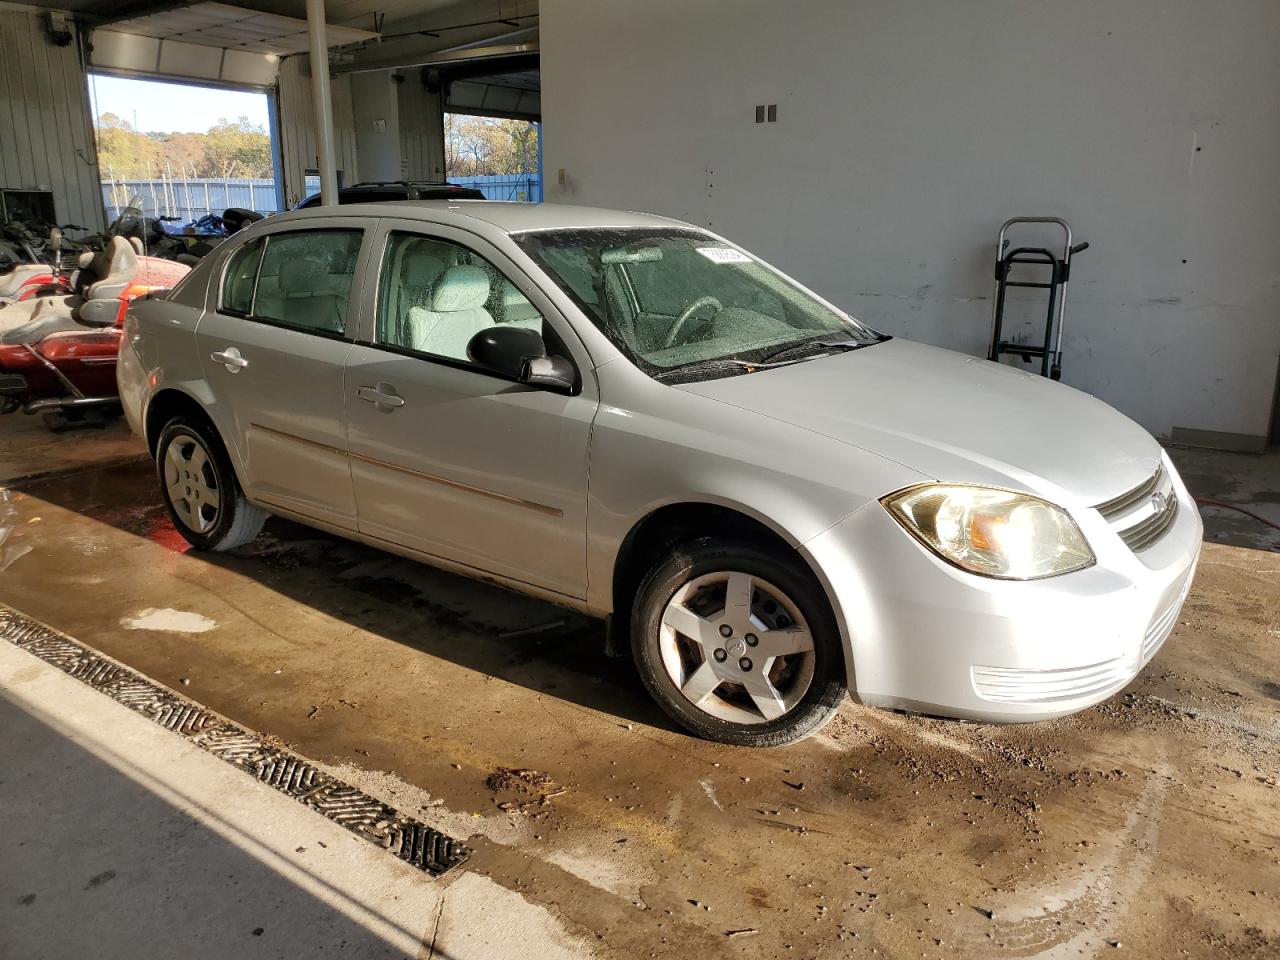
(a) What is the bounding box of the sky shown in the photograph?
[88,73,271,134]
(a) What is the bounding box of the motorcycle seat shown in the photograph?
[0,237,140,342]
[0,264,51,299]
[0,296,78,340]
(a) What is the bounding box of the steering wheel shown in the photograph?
[663,296,723,349]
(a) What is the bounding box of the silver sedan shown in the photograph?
[118,202,1201,745]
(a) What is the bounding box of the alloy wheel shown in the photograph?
[659,571,816,724]
[163,432,221,534]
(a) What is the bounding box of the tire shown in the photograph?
[631,538,847,746]
[156,416,267,551]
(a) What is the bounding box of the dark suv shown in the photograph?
[292,180,485,209]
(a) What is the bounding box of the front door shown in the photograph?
[344,222,596,599]
[195,222,369,527]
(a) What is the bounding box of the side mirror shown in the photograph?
[467,325,575,392]
[77,298,120,328]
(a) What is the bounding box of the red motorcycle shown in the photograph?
[0,236,189,431]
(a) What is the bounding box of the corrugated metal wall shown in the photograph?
[399,73,445,182]
[0,8,103,230]
[276,54,358,206]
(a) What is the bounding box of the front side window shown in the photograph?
[516,229,883,380]
[376,231,546,364]
[221,229,362,334]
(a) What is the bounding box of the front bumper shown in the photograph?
[803,454,1203,722]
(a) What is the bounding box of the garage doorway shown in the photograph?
[443,114,541,201]
[88,72,284,226]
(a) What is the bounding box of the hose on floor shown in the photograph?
[1194,497,1280,533]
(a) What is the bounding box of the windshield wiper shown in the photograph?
[761,334,867,365]
[653,357,792,383]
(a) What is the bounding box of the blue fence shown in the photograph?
[103,172,543,224]
[102,179,280,225]
[449,174,542,203]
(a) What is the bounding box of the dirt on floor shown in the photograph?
[0,435,1276,960]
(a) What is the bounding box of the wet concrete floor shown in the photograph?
[0,428,1277,959]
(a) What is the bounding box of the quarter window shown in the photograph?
[376,231,546,364]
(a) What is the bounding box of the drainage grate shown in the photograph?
[0,604,469,877]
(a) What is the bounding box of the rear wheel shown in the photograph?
[156,416,266,551]
[631,538,847,746]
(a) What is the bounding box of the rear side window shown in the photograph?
[221,238,263,315]
[219,229,362,335]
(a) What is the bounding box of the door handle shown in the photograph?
[357,383,406,410]
[210,347,248,373]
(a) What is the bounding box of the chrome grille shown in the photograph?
[1096,465,1165,519]
[1122,496,1178,550]
[1094,465,1179,552]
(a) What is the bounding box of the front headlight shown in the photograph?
[882,484,1094,580]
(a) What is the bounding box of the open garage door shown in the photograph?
[88,72,285,228]
[438,53,541,201]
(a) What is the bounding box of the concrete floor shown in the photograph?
[1,419,1277,959]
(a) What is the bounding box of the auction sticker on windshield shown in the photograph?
[696,246,752,264]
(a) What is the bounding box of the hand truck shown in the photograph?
[987,217,1089,380]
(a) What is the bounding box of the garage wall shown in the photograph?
[0,6,103,230]
[350,70,402,182]
[276,54,358,206]
[540,0,1280,444]
[398,72,446,182]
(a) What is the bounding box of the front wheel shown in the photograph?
[156,416,266,551]
[631,539,847,746]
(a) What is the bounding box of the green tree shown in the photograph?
[444,115,539,178]
[202,117,273,179]
[93,113,273,180]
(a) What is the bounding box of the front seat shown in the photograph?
[408,264,494,359]
[277,256,343,332]
[395,244,446,342]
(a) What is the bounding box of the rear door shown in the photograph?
[195,219,371,527]
[343,219,596,599]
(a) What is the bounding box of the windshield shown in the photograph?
[515,228,883,380]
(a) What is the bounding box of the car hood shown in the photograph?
[677,338,1161,506]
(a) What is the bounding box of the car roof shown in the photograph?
[268,200,695,236]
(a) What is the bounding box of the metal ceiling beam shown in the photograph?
[335,38,537,75]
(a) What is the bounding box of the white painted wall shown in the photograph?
[541,0,1280,443]
[350,70,403,182]
[0,6,103,231]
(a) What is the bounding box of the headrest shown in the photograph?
[402,246,446,288]
[501,280,541,321]
[279,255,327,295]
[430,264,490,312]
